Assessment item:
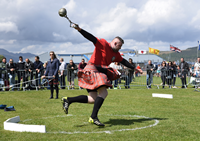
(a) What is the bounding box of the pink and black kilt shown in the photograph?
[78,63,120,90]
[49,78,59,85]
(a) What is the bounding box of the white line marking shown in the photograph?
[152,93,173,99]
[22,114,159,134]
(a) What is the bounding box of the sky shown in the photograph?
[0,0,200,55]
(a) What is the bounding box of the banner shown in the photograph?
[127,50,136,57]
[138,50,147,54]
[149,47,159,55]
[170,45,181,53]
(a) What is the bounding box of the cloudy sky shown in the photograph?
[0,0,200,55]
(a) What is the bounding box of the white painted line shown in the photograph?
[22,114,159,134]
[152,93,173,99]
[4,116,46,133]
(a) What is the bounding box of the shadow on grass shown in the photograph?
[104,118,168,126]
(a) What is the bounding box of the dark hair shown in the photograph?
[19,56,23,59]
[162,61,166,66]
[115,36,124,44]
[49,51,57,59]
[35,56,39,60]
[2,57,6,60]
[168,61,173,66]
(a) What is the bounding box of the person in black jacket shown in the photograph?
[24,58,34,89]
[160,61,167,88]
[166,61,174,88]
[172,61,177,88]
[16,56,25,90]
[179,57,189,88]
[6,58,16,90]
[33,56,43,88]
[146,60,155,89]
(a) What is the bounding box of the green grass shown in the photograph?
[0,86,200,141]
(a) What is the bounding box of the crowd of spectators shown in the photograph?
[0,55,199,91]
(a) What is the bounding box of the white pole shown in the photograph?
[197,41,199,58]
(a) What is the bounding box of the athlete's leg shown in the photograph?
[89,86,107,127]
[61,90,97,114]
[88,91,98,104]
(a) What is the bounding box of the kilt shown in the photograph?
[78,63,120,90]
[49,78,59,85]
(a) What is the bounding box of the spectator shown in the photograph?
[24,58,34,89]
[179,57,189,88]
[67,60,77,89]
[125,58,135,89]
[41,61,49,88]
[166,61,174,88]
[193,57,200,77]
[135,64,141,77]
[6,59,16,91]
[33,56,43,88]
[191,64,194,72]
[59,58,66,89]
[146,60,154,89]
[16,56,25,90]
[172,61,177,88]
[0,57,7,81]
[42,51,59,99]
[78,58,87,70]
[160,61,167,88]
[110,62,122,89]
[156,64,161,77]
[177,65,184,79]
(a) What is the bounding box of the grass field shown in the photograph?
[0,78,200,141]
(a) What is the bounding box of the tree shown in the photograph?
[0,55,5,63]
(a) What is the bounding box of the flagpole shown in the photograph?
[148,42,149,60]
[169,43,171,61]
[197,41,198,58]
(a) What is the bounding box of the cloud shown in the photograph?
[0,0,200,56]
[0,22,19,33]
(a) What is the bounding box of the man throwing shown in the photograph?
[61,24,143,127]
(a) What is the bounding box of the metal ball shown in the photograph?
[58,8,67,17]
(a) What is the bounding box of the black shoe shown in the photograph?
[49,97,53,99]
[55,97,58,99]
[88,117,105,127]
[181,86,185,88]
[61,97,70,114]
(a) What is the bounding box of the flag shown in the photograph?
[170,45,181,53]
[120,52,124,56]
[198,41,200,50]
[149,47,159,55]
[138,50,147,54]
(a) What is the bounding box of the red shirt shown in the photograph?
[88,38,123,66]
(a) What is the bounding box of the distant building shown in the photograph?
[29,52,91,64]
[29,52,163,66]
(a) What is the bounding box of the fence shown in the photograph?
[0,68,194,91]
[112,69,191,89]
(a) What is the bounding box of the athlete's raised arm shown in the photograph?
[74,24,97,44]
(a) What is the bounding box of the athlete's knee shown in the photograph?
[98,86,108,99]
[88,92,98,103]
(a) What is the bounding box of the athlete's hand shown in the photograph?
[73,24,81,31]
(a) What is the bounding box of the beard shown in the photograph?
[111,46,119,52]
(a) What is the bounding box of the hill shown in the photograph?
[0,48,36,62]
